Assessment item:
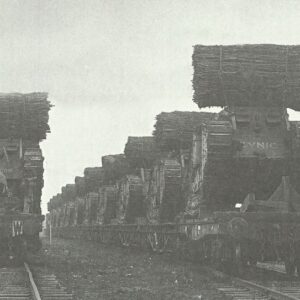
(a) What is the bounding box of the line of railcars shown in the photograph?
[47,45,300,275]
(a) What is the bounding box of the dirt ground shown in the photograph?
[38,237,225,300]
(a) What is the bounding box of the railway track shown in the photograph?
[208,266,300,300]
[217,279,300,300]
[0,262,73,300]
[256,262,287,275]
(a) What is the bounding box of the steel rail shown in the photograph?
[206,266,300,300]
[24,262,42,300]
[235,278,300,300]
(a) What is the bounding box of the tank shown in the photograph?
[189,45,300,217]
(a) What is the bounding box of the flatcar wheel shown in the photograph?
[285,260,296,276]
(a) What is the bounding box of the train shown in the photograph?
[0,93,51,262]
[47,44,300,276]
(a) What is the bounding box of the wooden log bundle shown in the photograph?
[83,167,104,192]
[124,136,157,168]
[74,176,86,197]
[0,93,52,140]
[193,44,300,110]
[63,184,76,202]
[153,111,216,151]
[102,154,129,183]
[48,193,62,211]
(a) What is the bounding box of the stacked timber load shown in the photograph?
[153,111,216,151]
[192,44,300,110]
[64,184,76,201]
[97,186,117,224]
[84,167,104,192]
[0,93,52,140]
[102,154,129,184]
[116,175,145,224]
[75,176,86,197]
[124,136,157,168]
[145,159,183,223]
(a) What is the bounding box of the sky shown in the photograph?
[1,0,300,213]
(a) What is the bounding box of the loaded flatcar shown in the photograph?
[0,93,51,262]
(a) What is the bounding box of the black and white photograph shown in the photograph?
[1,0,300,299]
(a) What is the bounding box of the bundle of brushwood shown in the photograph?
[48,194,62,211]
[75,176,86,197]
[193,44,300,110]
[84,167,104,192]
[102,154,129,183]
[64,184,76,202]
[0,92,52,140]
[124,136,158,168]
[153,111,216,151]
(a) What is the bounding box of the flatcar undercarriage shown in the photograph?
[50,208,300,276]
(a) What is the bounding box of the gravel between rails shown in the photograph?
[39,237,228,300]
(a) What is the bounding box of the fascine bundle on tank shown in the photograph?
[74,176,86,197]
[0,92,52,140]
[101,154,129,183]
[62,184,76,202]
[192,44,300,110]
[124,136,157,168]
[83,167,104,192]
[153,111,217,151]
